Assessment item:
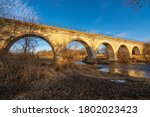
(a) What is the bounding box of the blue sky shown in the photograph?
[26,0,150,42]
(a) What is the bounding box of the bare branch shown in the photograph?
[125,0,150,10]
[0,0,39,23]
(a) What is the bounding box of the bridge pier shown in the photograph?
[85,56,97,64]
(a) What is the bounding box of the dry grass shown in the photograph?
[0,52,150,100]
[0,52,61,96]
[0,52,97,99]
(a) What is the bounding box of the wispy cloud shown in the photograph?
[115,32,130,38]
[89,29,130,39]
[143,38,150,42]
[95,16,103,24]
[89,29,100,34]
[105,31,114,35]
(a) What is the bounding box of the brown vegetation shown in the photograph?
[0,52,98,99]
[0,52,150,100]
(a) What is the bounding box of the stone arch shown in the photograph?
[132,46,141,55]
[117,44,131,61]
[96,42,115,61]
[4,33,54,52]
[67,38,95,62]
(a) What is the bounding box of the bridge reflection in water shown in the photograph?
[98,63,150,79]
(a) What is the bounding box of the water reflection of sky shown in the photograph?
[99,63,150,78]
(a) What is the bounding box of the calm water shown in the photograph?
[99,62,150,79]
[76,61,150,78]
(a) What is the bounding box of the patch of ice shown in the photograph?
[111,80,126,83]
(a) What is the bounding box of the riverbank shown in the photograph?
[0,55,150,100]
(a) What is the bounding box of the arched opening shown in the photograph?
[7,34,54,59]
[117,45,131,61]
[96,43,115,61]
[65,40,94,63]
[132,46,141,60]
[132,46,140,55]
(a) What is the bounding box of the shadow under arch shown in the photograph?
[132,46,141,55]
[4,34,54,53]
[96,42,115,61]
[117,45,131,61]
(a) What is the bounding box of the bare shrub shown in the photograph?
[0,51,98,99]
[0,53,34,90]
[0,52,59,93]
[51,40,87,69]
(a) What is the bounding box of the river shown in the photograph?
[99,62,150,79]
[76,61,150,79]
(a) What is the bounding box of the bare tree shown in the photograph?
[10,37,39,54]
[0,0,41,54]
[0,0,39,23]
[126,0,150,10]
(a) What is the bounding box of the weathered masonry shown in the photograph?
[0,17,145,61]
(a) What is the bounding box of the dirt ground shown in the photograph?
[1,65,150,100]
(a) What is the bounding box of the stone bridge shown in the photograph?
[0,17,145,62]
